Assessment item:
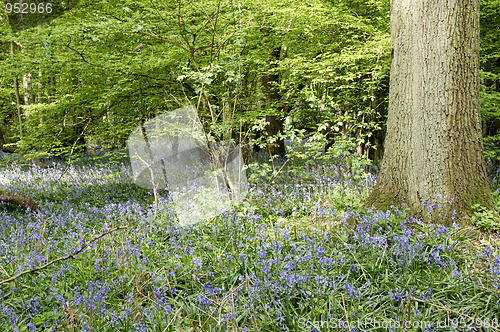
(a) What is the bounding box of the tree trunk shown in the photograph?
[363,0,491,226]
[262,45,285,157]
[0,190,38,212]
[373,129,385,167]
[265,115,285,157]
[23,72,33,105]
[11,41,23,138]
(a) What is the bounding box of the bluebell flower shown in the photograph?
[192,256,202,269]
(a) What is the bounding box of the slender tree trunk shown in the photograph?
[262,45,285,157]
[363,0,491,226]
[23,73,33,105]
[373,130,385,167]
[37,69,43,103]
[11,41,23,138]
[47,76,56,104]
[13,77,22,138]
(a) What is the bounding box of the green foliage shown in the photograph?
[0,0,496,176]
[470,203,500,231]
[277,15,390,146]
[324,138,373,180]
[245,160,273,184]
[0,0,393,159]
[326,185,366,213]
[244,119,373,189]
[480,0,500,162]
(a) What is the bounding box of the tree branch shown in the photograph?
[0,226,128,286]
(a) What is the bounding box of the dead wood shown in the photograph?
[0,190,38,212]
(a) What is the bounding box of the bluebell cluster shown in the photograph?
[0,157,499,331]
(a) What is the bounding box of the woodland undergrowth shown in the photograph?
[0,149,499,332]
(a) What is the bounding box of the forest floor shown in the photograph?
[0,152,500,331]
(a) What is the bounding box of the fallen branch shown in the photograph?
[31,158,56,169]
[0,226,128,286]
[0,189,38,212]
[0,145,17,153]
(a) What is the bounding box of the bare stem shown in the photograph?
[134,153,159,231]
[0,226,128,286]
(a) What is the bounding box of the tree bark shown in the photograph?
[265,115,285,157]
[0,190,38,212]
[11,41,23,138]
[363,0,491,226]
[23,72,33,105]
[262,45,285,157]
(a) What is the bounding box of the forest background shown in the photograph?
[0,0,497,168]
[1,1,500,331]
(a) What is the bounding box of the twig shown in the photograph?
[57,119,90,181]
[378,245,387,269]
[0,226,127,286]
[249,153,292,208]
[35,216,52,249]
[476,285,500,294]
[410,297,500,332]
[400,288,413,332]
[164,306,183,332]
[341,293,350,329]
[332,232,369,283]
[163,268,192,330]
[134,153,159,230]
[265,157,290,190]
[200,275,252,330]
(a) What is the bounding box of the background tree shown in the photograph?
[479,0,500,170]
[0,0,496,176]
[0,0,391,163]
[363,0,493,226]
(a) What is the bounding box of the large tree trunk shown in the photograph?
[363,0,491,226]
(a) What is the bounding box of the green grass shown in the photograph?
[1,158,500,331]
